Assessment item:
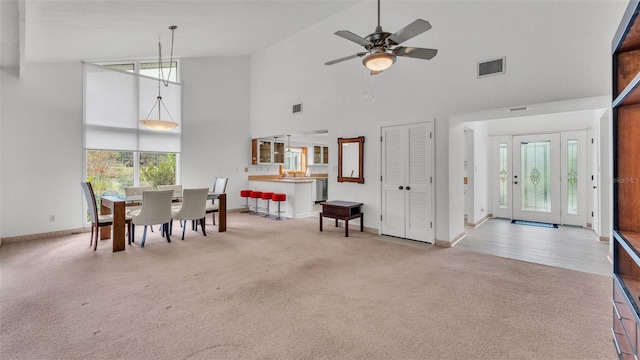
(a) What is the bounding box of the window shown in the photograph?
[83,61,182,199]
[283,147,307,175]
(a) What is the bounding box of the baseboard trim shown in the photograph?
[599,236,610,243]
[465,215,490,228]
[436,232,466,248]
[2,227,90,244]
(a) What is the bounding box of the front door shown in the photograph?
[512,133,561,224]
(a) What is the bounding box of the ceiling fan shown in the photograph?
[325,0,437,75]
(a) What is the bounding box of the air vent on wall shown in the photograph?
[292,103,303,114]
[478,57,506,78]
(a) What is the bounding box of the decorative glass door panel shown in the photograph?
[512,134,560,224]
[520,140,551,212]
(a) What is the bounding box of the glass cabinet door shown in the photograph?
[273,142,285,164]
[259,140,272,163]
[322,146,329,164]
[313,145,322,164]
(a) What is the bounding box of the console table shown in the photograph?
[319,201,363,237]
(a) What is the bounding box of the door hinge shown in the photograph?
[380,175,383,182]
[591,138,594,144]
[381,215,383,221]
[381,136,383,142]
[430,177,432,184]
[591,175,594,181]
[591,211,594,217]
[430,222,433,228]
[430,132,432,139]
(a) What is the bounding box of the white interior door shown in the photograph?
[381,122,433,242]
[512,133,561,224]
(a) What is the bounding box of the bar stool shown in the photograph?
[271,193,286,220]
[260,192,274,218]
[240,190,252,213]
[249,191,263,215]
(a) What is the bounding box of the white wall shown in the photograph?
[180,56,251,210]
[250,1,626,243]
[1,62,84,237]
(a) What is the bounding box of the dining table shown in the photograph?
[99,192,227,252]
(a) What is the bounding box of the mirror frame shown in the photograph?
[337,136,365,184]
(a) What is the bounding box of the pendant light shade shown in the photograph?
[139,25,179,131]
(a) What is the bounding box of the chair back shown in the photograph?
[81,182,98,224]
[124,186,153,197]
[132,190,174,226]
[158,184,183,197]
[213,177,228,194]
[174,188,209,221]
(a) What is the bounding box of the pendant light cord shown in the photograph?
[159,27,176,88]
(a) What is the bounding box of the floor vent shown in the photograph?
[292,103,303,114]
[478,57,506,78]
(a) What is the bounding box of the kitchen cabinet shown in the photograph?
[251,139,285,164]
[313,145,329,164]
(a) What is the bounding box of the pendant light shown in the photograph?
[139,25,179,131]
[286,135,295,158]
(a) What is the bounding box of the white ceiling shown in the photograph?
[21,0,361,63]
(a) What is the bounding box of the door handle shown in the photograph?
[593,186,598,189]
[398,186,404,190]
[514,181,519,184]
[406,186,411,190]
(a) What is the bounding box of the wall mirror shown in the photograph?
[338,136,364,183]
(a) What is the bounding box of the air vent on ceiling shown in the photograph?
[478,57,506,78]
[292,103,303,114]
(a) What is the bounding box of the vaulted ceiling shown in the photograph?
[8,0,360,63]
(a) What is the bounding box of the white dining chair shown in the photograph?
[158,184,182,198]
[206,177,228,225]
[172,188,209,240]
[125,186,154,231]
[130,189,173,248]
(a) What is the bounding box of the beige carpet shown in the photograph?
[0,213,615,359]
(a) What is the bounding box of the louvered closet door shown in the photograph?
[381,122,433,243]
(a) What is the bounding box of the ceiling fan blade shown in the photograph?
[334,30,371,47]
[393,46,438,60]
[387,19,432,45]
[325,52,367,66]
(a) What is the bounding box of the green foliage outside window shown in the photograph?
[140,153,176,188]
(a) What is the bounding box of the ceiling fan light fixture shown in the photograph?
[362,52,396,71]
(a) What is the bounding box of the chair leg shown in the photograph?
[141,226,147,248]
[212,212,216,225]
[131,224,135,243]
[127,222,132,245]
[93,225,99,251]
[90,226,94,247]
[182,221,186,240]
[200,218,207,236]
[165,223,171,243]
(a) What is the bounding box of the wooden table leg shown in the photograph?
[345,219,349,237]
[100,202,111,240]
[360,214,364,232]
[319,213,323,232]
[218,193,226,232]
[112,201,125,252]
